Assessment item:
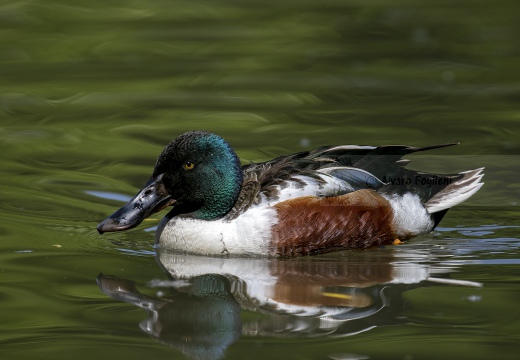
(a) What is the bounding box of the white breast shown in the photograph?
[157,204,277,256]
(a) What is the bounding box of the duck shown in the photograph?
[97,130,484,257]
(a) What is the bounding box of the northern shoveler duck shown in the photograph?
[97,130,484,256]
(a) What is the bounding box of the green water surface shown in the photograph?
[1,1,519,359]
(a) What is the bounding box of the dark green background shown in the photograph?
[1,0,519,359]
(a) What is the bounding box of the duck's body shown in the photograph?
[98,131,483,257]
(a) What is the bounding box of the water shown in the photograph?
[1,0,519,359]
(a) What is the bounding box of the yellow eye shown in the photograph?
[183,161,195,170]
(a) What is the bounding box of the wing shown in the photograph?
[225,143,459,219]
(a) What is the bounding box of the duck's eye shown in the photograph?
[183,161,195,170]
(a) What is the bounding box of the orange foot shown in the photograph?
[392,238,403,245]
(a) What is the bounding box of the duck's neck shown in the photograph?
[194,169,242,220]
[187,149,243,220]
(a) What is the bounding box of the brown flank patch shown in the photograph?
[271,190,395,256]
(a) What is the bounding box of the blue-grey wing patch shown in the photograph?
[319,167,387,190]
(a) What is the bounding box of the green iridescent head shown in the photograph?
[152,130,243,220]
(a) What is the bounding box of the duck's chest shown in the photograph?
[156,205,276,256]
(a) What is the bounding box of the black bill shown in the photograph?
[97,173,175,234]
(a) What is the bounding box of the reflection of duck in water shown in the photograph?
[98,273,241,360]
[98,131,483,256]
[97,251,481,360]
